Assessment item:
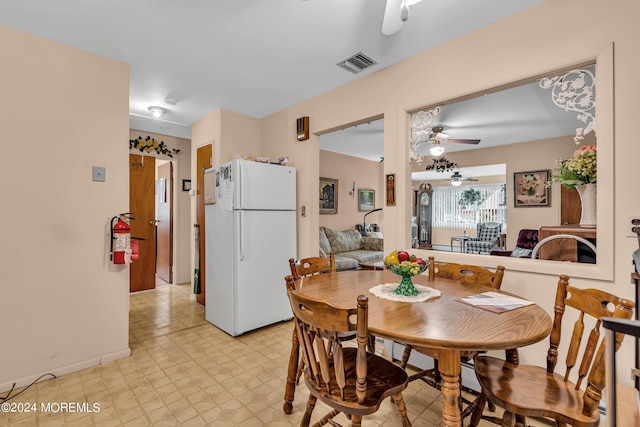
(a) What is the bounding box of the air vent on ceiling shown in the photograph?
[337,52,377,74]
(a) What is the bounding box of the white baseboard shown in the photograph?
[0,347,131,393]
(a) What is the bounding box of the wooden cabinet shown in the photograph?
[560,186,582,225]
[539,225,596,263]
[416,183,433,249]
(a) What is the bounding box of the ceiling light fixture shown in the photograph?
[429,141,445,157]
[148,106,167,118]
[451,178,462,187]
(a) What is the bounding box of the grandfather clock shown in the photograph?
[416,183,433,249]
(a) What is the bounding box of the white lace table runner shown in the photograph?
[369,283,442,303]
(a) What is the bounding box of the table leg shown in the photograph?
[451,238,454,252]
[283,325,300,414]
[505,348,519,364]
[438,349,463,427]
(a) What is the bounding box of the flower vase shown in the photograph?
[394,276,419,296]
[576,183,597,227]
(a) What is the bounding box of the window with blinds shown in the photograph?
[432,184,506,229]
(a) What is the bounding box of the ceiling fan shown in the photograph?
[429,126,481,145]
[450,171,479,186]
[382,0,423,35]
[427,125,481,156]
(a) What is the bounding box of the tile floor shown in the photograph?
[1,283,556,426]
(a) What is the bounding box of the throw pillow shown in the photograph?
[366,231,384,239]
[319,247,328,258]
[324,228,362,253]
[319,227,332,255]
[510,247,533,258]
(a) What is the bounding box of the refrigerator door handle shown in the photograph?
[239,210,245,261]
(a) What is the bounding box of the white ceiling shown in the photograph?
[320,77,587,163]
[0,0,544,140]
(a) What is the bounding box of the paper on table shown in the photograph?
[458,291,534,313]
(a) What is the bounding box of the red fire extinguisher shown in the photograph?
[111,214,132,264]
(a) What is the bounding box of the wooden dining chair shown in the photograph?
[469,274,635,427]
[284,252,337,414]
[289,251,336,280]
[399,257,505,412]
[285,275,412,427]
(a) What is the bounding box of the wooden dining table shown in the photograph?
[283,269,552,427]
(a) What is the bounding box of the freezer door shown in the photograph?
[233,159,296,210]
[234,209,296,335]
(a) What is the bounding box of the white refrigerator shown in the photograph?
[204,159,297,336]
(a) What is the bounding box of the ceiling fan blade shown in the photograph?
[382,0,405,35]
[462,177,479,181]
[447,138,481,145]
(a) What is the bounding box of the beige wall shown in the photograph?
[129,131,192,284]
[1,26,130,389]
[319,150,384,232]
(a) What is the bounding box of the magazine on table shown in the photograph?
[457,291,534,313]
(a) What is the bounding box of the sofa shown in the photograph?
[319,226,384,271]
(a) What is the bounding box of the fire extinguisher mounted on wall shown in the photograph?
[111,213,132,264]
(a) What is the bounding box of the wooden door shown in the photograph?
[129,154,157,292]
[196,144,212,305]
[156,161,173,283]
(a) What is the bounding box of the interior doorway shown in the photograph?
[156,160,174,285]
[129,154,175,292]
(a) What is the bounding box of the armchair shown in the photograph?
[465,222,502,254]
[490,228,539,258]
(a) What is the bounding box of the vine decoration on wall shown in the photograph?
[424,156,458,173]
[129,136,181,158]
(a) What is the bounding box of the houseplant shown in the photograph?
[550,145,597,226]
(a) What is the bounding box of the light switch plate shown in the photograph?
[92,166,106,182]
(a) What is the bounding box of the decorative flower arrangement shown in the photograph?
[519,173,540,196]
[129,136,181,158]
[550,145,597,190]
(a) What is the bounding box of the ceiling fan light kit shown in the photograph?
[148,106,167,118]
[429,141,445,156]
[450,171,478,186]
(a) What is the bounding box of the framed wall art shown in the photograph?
[319,177,338,214]
[386,174,396,206]
[514,170,551,207]
[358,189,375,211]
